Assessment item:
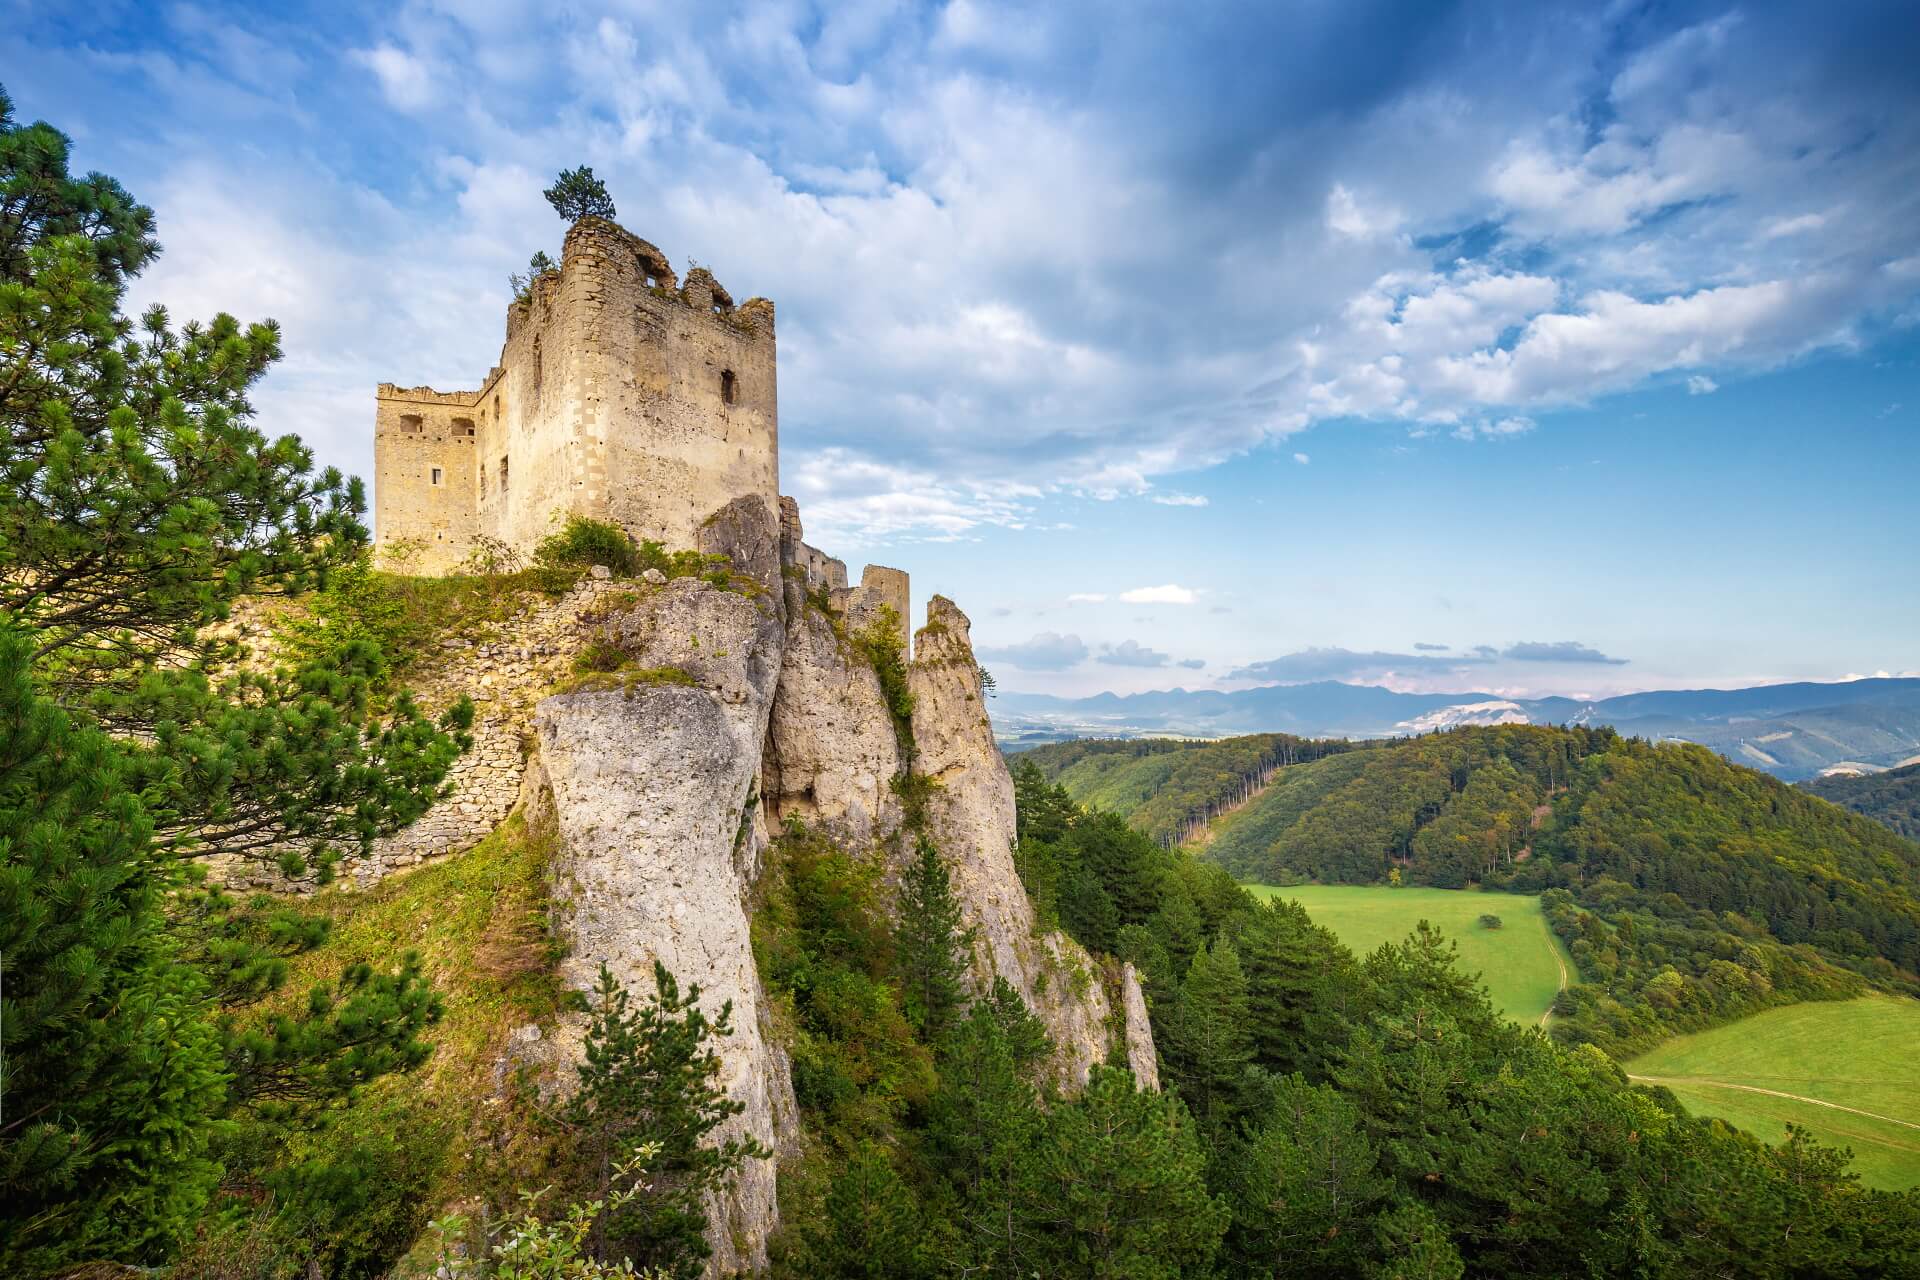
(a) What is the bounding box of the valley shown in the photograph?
[1241,884,1571,1025]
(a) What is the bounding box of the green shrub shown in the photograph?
[852,606,914,755]
[534,515,640,577]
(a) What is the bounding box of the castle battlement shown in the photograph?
[374,216,780,574]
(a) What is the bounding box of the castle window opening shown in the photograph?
[721,369,737,406]
[452,417,475,437]
[431,467,443,486]
[499,455,510,492]
[399,413,423,433]
[494,394,501,419]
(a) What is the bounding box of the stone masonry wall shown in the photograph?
[374,218,779,575]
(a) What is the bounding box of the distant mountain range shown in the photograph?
[992,676,1920,781]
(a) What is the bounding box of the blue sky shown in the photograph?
[8,0,1918,697]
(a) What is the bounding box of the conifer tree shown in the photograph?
[0,624,226,1273]
[800,1141,931,1279]
[544,165,617,222]
[893,836,972,1042]
[0,83,469,882]
[928,994,1048,1277]
[1160,937,1255,1132]
[1025,1066,1227,1279]
[565,962,768,1278]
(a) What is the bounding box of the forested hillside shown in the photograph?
[1018,733,1361,846]
[1002,762,1920,1272]
[1095,726,1920,1054]
[1805,762,1920,840]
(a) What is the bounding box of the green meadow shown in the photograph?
[1242,883,1571,1026]
[1626,996,1920,1191]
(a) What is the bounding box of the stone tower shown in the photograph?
[374,217,779,575]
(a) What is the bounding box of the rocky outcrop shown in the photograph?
[761,572,906,850]
[1119,963,1160,1090]
[908,596,1117,1086]
[534,570,794,1276]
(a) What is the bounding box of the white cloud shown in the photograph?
[1326,183,1401,240]
[1119,584,1198,605]
[1293,452,1310,464]
[1065,592,1107,604]
[1762,213,1827,239]
[1150,492,1209,507]
[1686,374,1719,395]
[1450,416,1534,442]
[978,631,1088,671]
[1098,639,1174,668]
[351,43,436,112]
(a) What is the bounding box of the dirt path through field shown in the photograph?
[1626,1076,1920,1132]
[1536,913,1568,1030]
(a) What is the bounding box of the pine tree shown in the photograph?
[928,994,1048,1278]
[1025,1067,1227,1279]
[893,836,972,1043]
[1160,937,1255,1133]
[1224,1076,1388,1276]
[564,962,769,1278]
[0,83,469,882]
[544,165,617,222]
[0,623,227,1273]
[800,1141,930,1279]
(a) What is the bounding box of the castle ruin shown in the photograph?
[373,215,907,639]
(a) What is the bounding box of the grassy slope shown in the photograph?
[1624,996,1920,1191]
[1243,884,1572,1026]
[268,813,565,1227]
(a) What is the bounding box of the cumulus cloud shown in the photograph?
[1150,492,1210,507]
[1099,639,1175,668]
[1503,640,1628,665]
[1119,584,1199,605]
[1065,592,1107,604]
[978,631,1089,671]
[1293,452,1310,464]
[1686,374,1719,394]
[24,2,1920,547]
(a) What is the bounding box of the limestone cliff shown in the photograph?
[309,500,1155,1274]
[761,568,905,849]
[533,570,793,1276]
[908,596,1121,1086]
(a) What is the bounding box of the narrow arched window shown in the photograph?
[721,370,737,406]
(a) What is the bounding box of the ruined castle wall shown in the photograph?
[373,387,483,574]
[476,271,597,557]
[557,219,780,550]
[832,564,912,657]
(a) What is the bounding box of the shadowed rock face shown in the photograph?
[761,565,906,849]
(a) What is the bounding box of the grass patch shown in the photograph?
[1625,995,1920,1190]
[549,664,698,698]
[1243,883,1572,1026]
[275,809,565,1101]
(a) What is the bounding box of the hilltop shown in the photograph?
[1024,725,1920,1055]
[1804,761,1920,840]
